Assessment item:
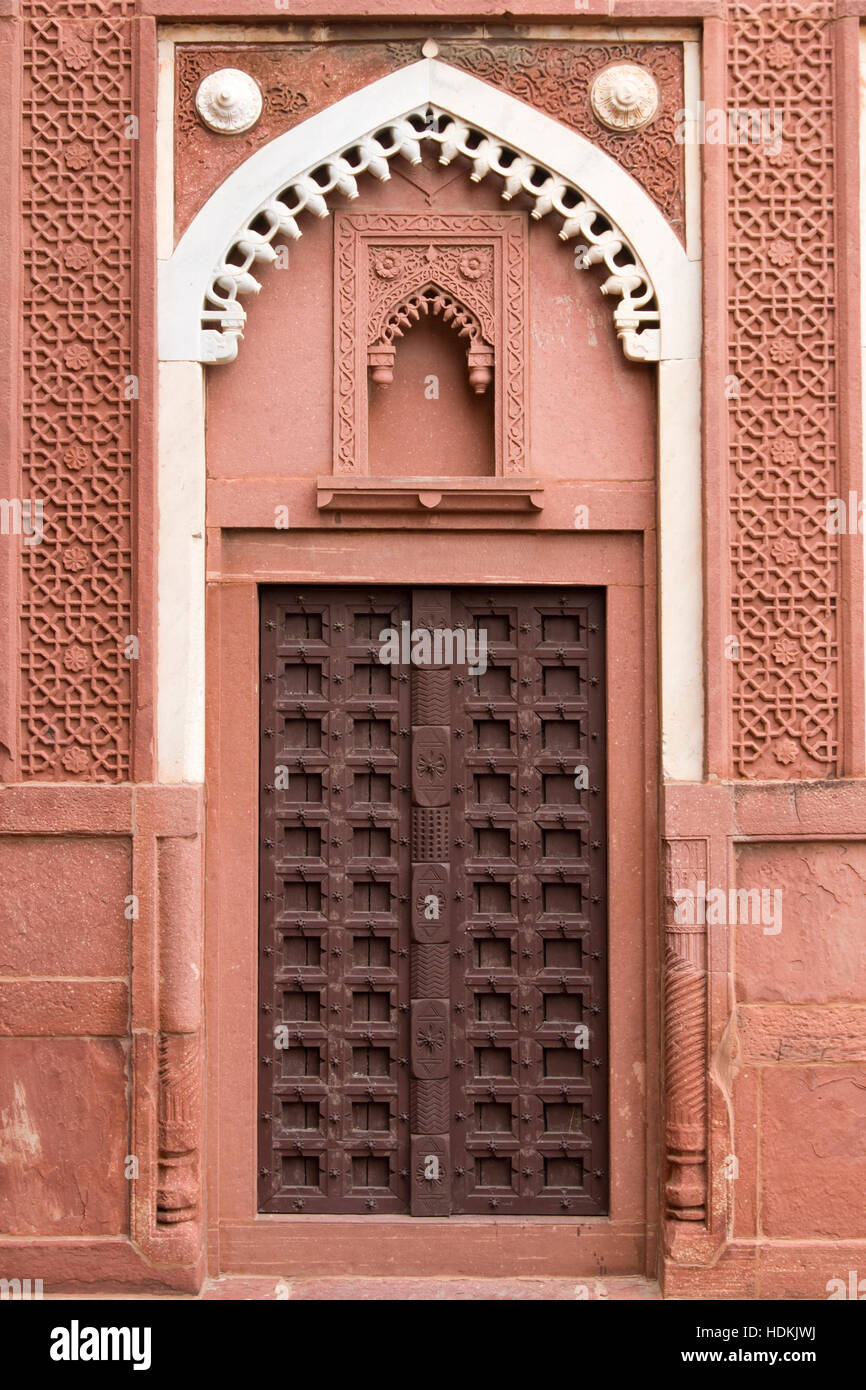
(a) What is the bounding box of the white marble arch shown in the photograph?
[157,56,703,783]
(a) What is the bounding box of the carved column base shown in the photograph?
[665,1151,707,1222]
[156,1033,202,1227]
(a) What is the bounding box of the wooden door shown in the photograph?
[259,586,607,1216]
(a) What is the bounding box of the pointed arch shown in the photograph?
[156,55,703,789]
[373,281,491,351]
[159,59,699,368]
[370,283,493,393]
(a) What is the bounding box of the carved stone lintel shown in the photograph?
[317,478,544,514]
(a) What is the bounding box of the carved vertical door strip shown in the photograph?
[409,589,453,1214]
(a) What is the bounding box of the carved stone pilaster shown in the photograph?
[156,1033,202,1225]
[663,839,708,1222]
[155,833,204,1236]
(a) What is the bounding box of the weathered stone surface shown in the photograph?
[739,1004,866,1064]
[0,981,128,1036]
[735,842,866,1003]
[756,1242,866,1301]
[761,1068,866,1239]
[201,1275,661,1301]
[0,837,130,976]
[0,1039,128,1236]
[730,1066,759,1240]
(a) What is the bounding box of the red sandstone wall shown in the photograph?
[0,0,864,1300]
[0,836,131,1238]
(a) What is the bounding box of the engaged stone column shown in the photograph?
[663,839,708,1222]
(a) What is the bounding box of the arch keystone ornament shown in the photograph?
[160,61,698,370]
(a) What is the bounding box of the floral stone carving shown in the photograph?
[590,64,659,132]
[195,69,262,134]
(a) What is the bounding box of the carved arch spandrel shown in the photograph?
[160,63,698,370]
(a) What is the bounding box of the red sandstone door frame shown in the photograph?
[157,45,700,1278]
[204,529,659,1277]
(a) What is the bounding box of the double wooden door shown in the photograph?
[259,586,607,1215]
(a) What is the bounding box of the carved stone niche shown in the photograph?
[323,211,541,515]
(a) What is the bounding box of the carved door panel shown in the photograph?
[259,587,607,1216]
[447,588,608,1215]
[258,589,413,1214]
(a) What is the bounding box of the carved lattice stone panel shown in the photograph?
[728,3,839,777]
[21,8,134,780]
[334,212,528,475]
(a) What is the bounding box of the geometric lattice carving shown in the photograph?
[199,104,660,367]
[21,10,134,780]
[728,3,839,778]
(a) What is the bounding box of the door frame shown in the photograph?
[205,527,658,1277]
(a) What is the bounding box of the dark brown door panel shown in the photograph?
[259,587,607,1216]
